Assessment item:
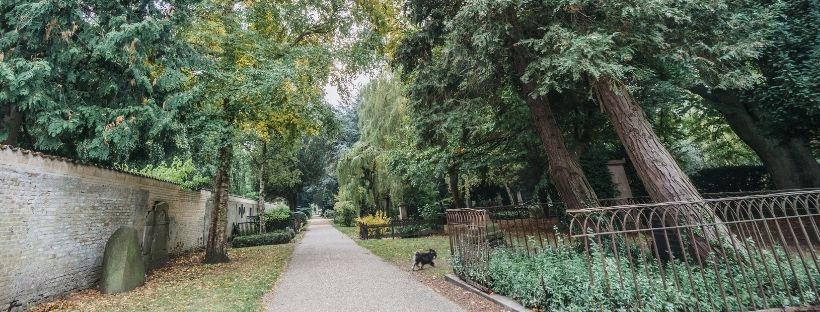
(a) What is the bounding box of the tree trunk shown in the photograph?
[525,96,599,210]
[448,166,463,209]
[286,189,299,211]
[593,76,733,261]
[504,183,516,205]
[690,87,820,189]
[205,145,232,264]
[1,105,22,146]
[257,142,266,233]
[593,77,702,203]
[506,13,599,210]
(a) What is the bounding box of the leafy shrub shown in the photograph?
[291,211,308,229]
[298,208,313,217]
[357,210,391,238]
[322,209,336,219]
[454,236,820,311]
[231,230,293,248]
[419,203,447,224]
[118,157,210,189]
[264,208,292,231]
[691,165,772,193]
[333,201,357,226]
[393,224,433,237]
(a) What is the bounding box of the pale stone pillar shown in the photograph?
[399,204,408,220]
[607,160,633,198]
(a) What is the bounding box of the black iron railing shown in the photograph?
[447,189,820,311]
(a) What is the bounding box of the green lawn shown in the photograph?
[332,222,452,277]
[31,243,296,312]
[358,236,452,277]
[332,224,359,239]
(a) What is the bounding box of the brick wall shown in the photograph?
[0,146,271,310]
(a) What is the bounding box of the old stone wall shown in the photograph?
[0,146,270,310]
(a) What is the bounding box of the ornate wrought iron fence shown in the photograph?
[447,190,820,311]
[231,221,260,237]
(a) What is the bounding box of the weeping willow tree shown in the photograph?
[337,71,413,214]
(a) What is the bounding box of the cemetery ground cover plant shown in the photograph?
[452,235,820,312]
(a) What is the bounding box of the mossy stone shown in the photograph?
[100,226,145,294]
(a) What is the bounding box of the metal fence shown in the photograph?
[447,190,820,311]
[231,221,260,237]
[359,219,446,240]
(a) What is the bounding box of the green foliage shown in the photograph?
[119,157,210,189]
[336,71,423,212]
[291,211,308,228]
[263,207,292,231]
[691,165,772,193]
[419,203,444,221]
[454,238,819,311]
[321,209,337,220]
[738,0,820,141]
[298,208,313,218]
[578,147,615,199]
[333,201,357,227]
[230,229,294,248]
[0,0,202,163]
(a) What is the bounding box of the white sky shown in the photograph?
[323,73,372,108]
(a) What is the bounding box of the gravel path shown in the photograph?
[265,218,464,312]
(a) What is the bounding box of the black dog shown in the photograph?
[411,249,437,271]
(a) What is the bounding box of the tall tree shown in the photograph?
[396,0,599,210]
[187,0,388,263]
[689,0,820,189]
[0,0,201,163]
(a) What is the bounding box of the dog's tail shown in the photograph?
[411,252,420,271]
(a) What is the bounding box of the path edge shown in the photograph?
[444,274,530,312]
[260,228,308,306]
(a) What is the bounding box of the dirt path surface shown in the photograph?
[264,218,464,312]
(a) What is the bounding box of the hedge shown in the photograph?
[263,208,291,231]
[231,229,294,248]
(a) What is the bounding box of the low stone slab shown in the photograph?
[444,274,530,312]
[100,226,145,294]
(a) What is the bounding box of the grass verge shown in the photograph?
[332,224,359,239]
[330,221,506,312]
[332,223,451,277]
[357,235,452,277]
[31,243,295,312]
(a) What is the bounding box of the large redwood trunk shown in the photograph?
[593,76,702,203]
[526,95,599,210]
[205,145,232,264]
[592,76,734,261]
[506,12,598,210]
[690,87,820,189]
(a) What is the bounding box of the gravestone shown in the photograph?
[142,201,170,270]
[100,226,145,294]
[607,159,634,198]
